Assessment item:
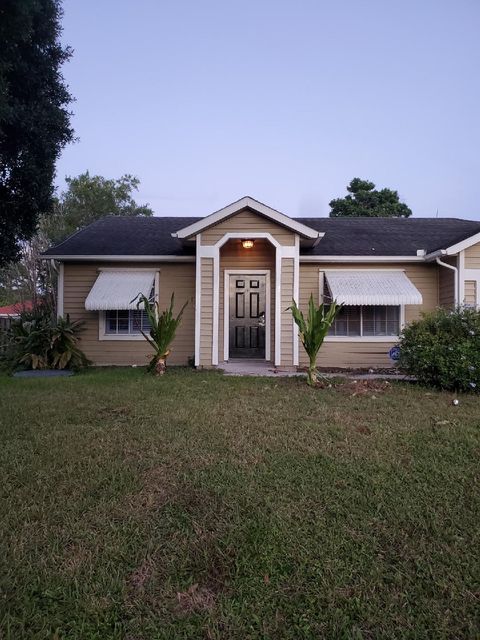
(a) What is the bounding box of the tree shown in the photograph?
[0,228,54,308]
[329,178,412,218]
[0,172,153,306]
[43,172,154,244]
[0,0,74,266]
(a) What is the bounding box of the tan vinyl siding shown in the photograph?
[280,258,294,366]
[318,342,398,368]
[438,256,457,308]
[158,264,196,364]
[465,280,477,306]
[199,258,214,365]
[465,243,480,269]
[201,208,295,246]
[298,262,439,368]
[63,262,195,366]
[219,240,275,361]
[403,264,438,323]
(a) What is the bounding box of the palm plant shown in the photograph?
[12,315,51,370]
[288,295,341,386]
[1,306,90,372]
[135,293,187,375]
[50,315,90,370]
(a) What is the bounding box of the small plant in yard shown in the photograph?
[49,315,91,370]
[135,293,187,375]
[288,295,341,386]
[2,307,51,370]
[0,306,89,372]
[398,306,480,391]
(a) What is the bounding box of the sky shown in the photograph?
[56,0,480,219]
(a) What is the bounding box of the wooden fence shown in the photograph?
[0,317,13,353]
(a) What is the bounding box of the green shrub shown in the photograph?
[0,305,90,373]
[398,307,480,391]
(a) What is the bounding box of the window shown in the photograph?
[329,305,400,337]
[105,309,152,335]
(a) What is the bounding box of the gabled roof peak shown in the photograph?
[172,196,321,240]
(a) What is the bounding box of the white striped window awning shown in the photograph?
[324,270,423,306]
[85,271,155,311]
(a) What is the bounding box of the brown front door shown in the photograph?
[229,275,266,358]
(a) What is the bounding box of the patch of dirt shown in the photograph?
[123,469,234,616]
[97,405,132,418]
[176,582,217,614]
[355,425,372,435]
[61,542,93,574]
[336,379,391,397]
[317,366,400,375]
[128,557,153,592]
[126,464,177,513]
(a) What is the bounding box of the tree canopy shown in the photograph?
[329,178,412,218]
[0,172,153,306]
[0,0,74,266]
[43,172,154,244]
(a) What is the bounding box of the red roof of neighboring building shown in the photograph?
[0,301,33,316]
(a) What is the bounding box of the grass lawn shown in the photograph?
[1,368,479,639]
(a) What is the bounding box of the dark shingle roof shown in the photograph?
[42,214,480,258]
[298,217,480,255]
[43,216,200,257]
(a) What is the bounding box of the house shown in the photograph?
[0,301,33,332]
[42,196,480,370]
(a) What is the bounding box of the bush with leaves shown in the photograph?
[398,307,480,391]
[49,316,91,370]
[2,306,52,370]
[0,306,90,373]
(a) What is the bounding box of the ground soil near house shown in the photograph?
[316,366,401,375]
[1,368,479,639]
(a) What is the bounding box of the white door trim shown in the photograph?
[194,234,202,366]
[196,231,296,367]
[200,232,286,366]
[57,262,64,318]
[293,234,300,366]
[224,270,271,362]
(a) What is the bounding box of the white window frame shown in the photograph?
[319,270,406,342]
[99,309,150,341]
[325,304,405,342]
[463,268,480,309]
[98,270,159,341]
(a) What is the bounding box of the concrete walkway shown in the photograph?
[219,360,301,377]
[218,360,414,381]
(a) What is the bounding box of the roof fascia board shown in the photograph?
[41,255,196,262]
[424,231,480,260]
[438,231,480,257]
[172,196,321,240]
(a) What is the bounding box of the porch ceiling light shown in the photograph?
[242,239,254,249]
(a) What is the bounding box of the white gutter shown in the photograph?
[424,249,445,261]
[436,255,458,306]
